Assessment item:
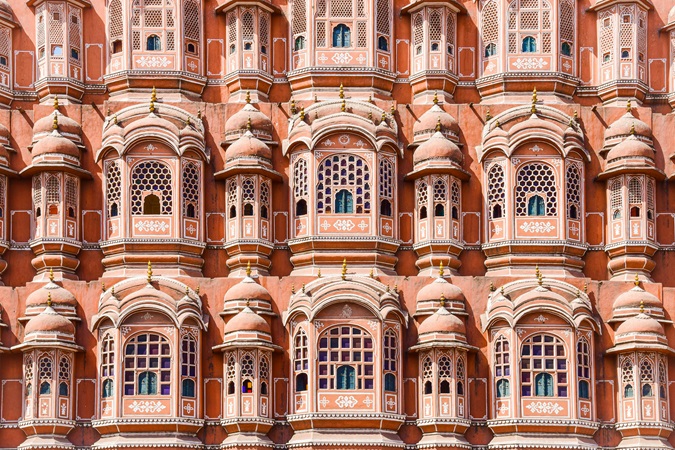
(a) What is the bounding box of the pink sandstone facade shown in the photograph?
[1,0,675,449]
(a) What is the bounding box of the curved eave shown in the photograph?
[20,163,92,179]
[607,342,674,354]
[215,0,280,14]
[0,165,18,177]
[214,164,282,181]
[220,139,278,149]
[597,163,665,181]
[404,164,470,181]
[212,341,282,352]
[409,341,478,352]
[401,0,466,14]
[589,0,652,11]
[11,341,83,352]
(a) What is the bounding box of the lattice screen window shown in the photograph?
[227,11,237,54]
[182,160,200,218]
[619,6,634,62]
[100,334,115,398]
[379,159,394,200]
[376,0,390,52]
[260,180,270,219]
[487,163,505,219]
[330,0,354,17]
[109,0,123,54]
[577,338,591,399]
[240,353,255,393]
[621,356,634,398]
[242,11,255,50]
[293,158,308,201]
[259,356,270,397]
[450,180,460,220]
[357,22,367,48]
[456,357,465,395]
[48,3,65,65]
[413,13,424,56]
[447,12,456,58]
[292,0,307,50]
[507,0,552,55]
[293,328,309,392]
[46,174,61,208]
[437,355,452,393]
[130,160,173,215]
[494,335,510,398]
[132,0,176,53]
[106,160,122,217]
[0,27,10,72]
[383,329,397,392]
[317,22,326,47]
[481,0,498,58]
[647,179,654,220]
[610,178,623,220]
[520,334,567,397]
[559,0,574,57]
[658,357,667,399]
[0,175,5,218]
[599,10,614,65]
[242,178,255,216]
[637,9,646,65]
[180,332,198,397]
[640,356,654,397]
[422,355,433,395]
[515,162,557,217]
[429,10,442,52]
[260,13,270,54]
[628,177,643,218]
[226,354,236,394]
[37,5,46,60]
[33,177,43,217]
[183,0,200,55]
[58,355,71,396]
[24,354,34,396]
[566,164,581,220]
[65,176,78,218]
[68,7,82,64]
[433,179,447,217]
[39,354,54,395]
[317,154,371,214]
[416,180,429,219]
[227,179,237,218]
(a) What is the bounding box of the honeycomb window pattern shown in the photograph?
[130,161,173,216]
[182,161,200,218]
[487,163,505,219]
[565,164,581,219]
[515,162,557,217]
[105,160,122,216]
[317,154,371,214]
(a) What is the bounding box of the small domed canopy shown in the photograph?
[606,135,654,162]
[24,276,77,319]
[411,305,476,352]
[214,306,281,352]
[31,131,81,160]
[33,111,82,143]
[413,131,463,166]
[222,274,274,315]
[604,111,652,145]
[415,276,465,316]
[225,102,273,143]
[225,130,272,162]
[0,0,16,25]
[609,311,673,354]
[16,304,82,352]
[598,132,664,181]
[413,103,460,144]
[612,285,665,321]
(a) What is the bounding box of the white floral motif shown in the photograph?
[367,320,378,331]
[534,314,548,323]
[338,135,350,145]
[512,57,549,70]
[335,395,358,408]
[322,139,335,147]
[525,401,563,414]
[333,220,355,231]
[332,53,353,64]
[135,56,172,68]
[135,220,170,233]
[363,396,373,407]
[128,400,166,413]
[520,221,556,233]
[341,304,353,318]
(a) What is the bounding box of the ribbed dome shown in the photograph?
[509,114,562,136]
[24,306,75,338]
[34,111,82,137]
[413,104,459,141]
[515,285,567,307]
[413,131,462,165]
[418,306,465,336]
[417,277,464,305]
[225,130,271,161]
[223,306,271,335]
[613,285,661,311]
[26,281,77,308]
[616,312,665,337]
[224,276,272,303]
[604,112,652,142]
[606,135,653,162]
[225,103,273,140]
[32,132,80,159]
[123,113,180,136]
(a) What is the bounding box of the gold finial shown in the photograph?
[245,91,251,104]
[53,96,59,110]
[435,117,442,132]
[495,119,500,128]
[390,103,396,114]
[634,273,640,287]
[574,110,578,121]
[246,117,252,131]
[106,107,111,116]
[291,283,295,294]
[626,99,632,113]
[317,268,322,278]
[630,123,636,136]
[246,261,252,277]
[438,261,444,278]
[186,116,191,126]
[640,300,645,314]
[149,86,157,112]
[489,281,495,292]
[341,99,346,112]
[147,261,153,284]
[370,268,374,278]
[535,265,542,285]
[381,111,386,123]
[49,267,54,282]
[196,285,200,295]
[197,108,202,120]
[485,107,492,121]
[393,284,398,293]
[433,91,439,105]
[111,285,115,296]
[583,282,588,294]
[368,95,373,104]
[531,87,537,114]
[102,281,106,292]
[386,285,390,293]
[300,107,305,121]
[290,98,297,115]
[47,291,52,308]
[339,84,344,99]
[302,283,306,293]
[500,285,505,295]
[52,113,59,130]
[186,285,190,296]
[113,114,118,125]
[341,258,347,280]
[440,293,446,307]
[246,298,250,307]
[368,111,373,121]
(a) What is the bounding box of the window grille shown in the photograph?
[183,0,200,42]
[413,13,424,48]
[628,177,643,204]
[520,334,567,397]
[317,22,326,47]
[429,10,442,42]
[566,164,581,219]
[438,355,452,393]
[317,154,370,214]
[515,162,557,217]
[182,161,200,218]
[293,328,309,391]
[383,329,397,392]
[487,163,505,219]
[101,334,115,398]
[494,336,510,397]
[46,174,61,204]
[577,338,591,399]
[330,0,353,17]
[39,354,53,395]
[293,158,308,199]
[123,333,171,396]
[242,11,254,41]
[24,354,34,396]
[181,332,197,397]
[610,179,623,219]
[318,326,374,390]
[376,0,390,37]
[292,0,307,38]
[481,0,498,58]
[130,161,173,215]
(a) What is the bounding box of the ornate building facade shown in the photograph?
[1,0,675,450]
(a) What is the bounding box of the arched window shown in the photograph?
[559,0,575,58]
[296,199,308,216]
[58,356,70,396]
[143,194,160,214]
[124,333,171,396]
[227,180,237,219]
[226,355,236,395]
[182,161,200,219]
[318,154,371,214]
[621,357,634,398]
[108,0,123,54]
[259,356,270,396]
[131,161,173,215]
[640,358,654,397]
[101,334,115,398]
[417,180,428,219]
[380,199,392,217]
[438,356,452,393]
[24,355,34,398]
[294,158,309,215]
[577,338,591,399]
[181,332,198,398]
[647,180,655,220]
[457,357,465,395]
[527,195,546,216]
[422,356,433,395]
[481,0,498,59]
[294,36,306,50]
[434,179,447,217]
[106,160,122,219]
[39,354,53,396]
[332,24,351,47]
[451,181,461,221]
[241,354,255,393]
[383,329,397,392]
[242,178,255,216]
[659,359,667,399]
[561,41,572,56]
[522,36,537,52]
[515,163,557,217]
[147,34,161,51]
[521,334,567,397]
[610,179,622,220]
[484,42,497,57]
[488,164,505,219]
[378,36,388,51]
[260,181,270,219]
[294,329,309,392]
[318,326,374,390]
[566,164,581,220]
[494,335,510,397]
